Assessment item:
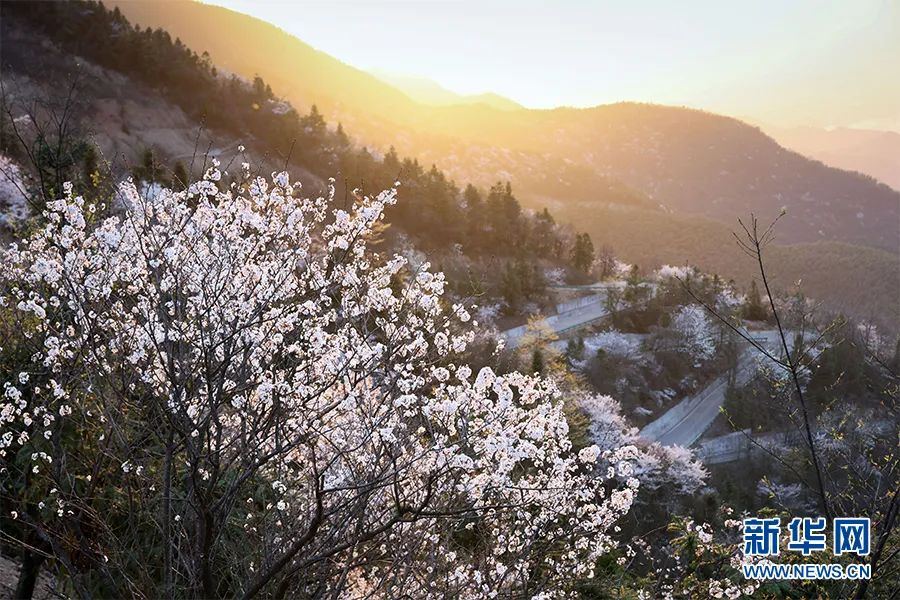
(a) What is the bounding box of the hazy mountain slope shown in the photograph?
[111,1,900,255]
[550,105,900,253]
[415,103,900,252]
[766,125,900,192]
[551,201,899,329]
[109,0,417,134]
[24,1,897,330]
[369,71,523,111]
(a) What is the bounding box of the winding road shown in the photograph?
[640,330,784,447]
[501,293,610,349]
[500,282,655,349]
[499,285,797,459]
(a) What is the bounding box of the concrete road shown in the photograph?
[501,280,656,349]
[501,293,609,349]
[640,330,784,447]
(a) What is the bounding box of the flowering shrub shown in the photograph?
[655,264,694,281]
[655,513,762,600]
[671,304,718,363]
[0,165,640,597]
[584,330,642,360]
[579,394,707,499]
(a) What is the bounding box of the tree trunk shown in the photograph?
[14,549,45,600]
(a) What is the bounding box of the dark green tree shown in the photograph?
[80,144,99,190]
[301,104,327,138]
[486,181,522,248]
[133,147,162,184]
[743,279,768,321]
[335,122,350,150]
[532,208,556,256]
[571,232,595,274]
[500,261,524,312]
[623,264,649,305]
[531,347,545,375]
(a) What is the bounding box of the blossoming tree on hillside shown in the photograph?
[0,165,640,598]
[672,304,718,364]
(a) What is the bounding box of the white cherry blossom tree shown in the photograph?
[671,304,718,364]
[0,166,640,598]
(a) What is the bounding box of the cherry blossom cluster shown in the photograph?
[1,164,641,597]
[637,509,762,600]
[672,304,718,363]
[579,394,707,498]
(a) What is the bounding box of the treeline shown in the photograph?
[4,0,587,272]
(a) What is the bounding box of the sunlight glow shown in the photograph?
[203,0,899,129]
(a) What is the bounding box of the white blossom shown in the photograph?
[671,305,717,363]
[0,168,640,597]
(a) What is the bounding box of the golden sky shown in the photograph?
[205,0,900,130]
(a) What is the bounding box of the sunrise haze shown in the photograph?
[203,0,900,130]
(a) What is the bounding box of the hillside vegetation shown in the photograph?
[105,0,900,330]
[7,0,898,330]
[1,1,604,317]
[113,0,900,254]
[554,201,899,327]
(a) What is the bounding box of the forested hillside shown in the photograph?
[112,0,900,253]
[2,0,611,318]
[103,0,900,330]
[3,0,898,330]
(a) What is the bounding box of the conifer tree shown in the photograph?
[743,279,767,321]
[571,232,595,274]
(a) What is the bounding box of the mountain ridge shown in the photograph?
[8,0,895,331]
[111,0,900,255]
[367,70,524,111]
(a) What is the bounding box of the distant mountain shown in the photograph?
[765,125,900,192]
[487,104,900,252]
[394,103,900,254]
[45,0,893,329]
[111,0,900,256]
[368,70,523,111]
